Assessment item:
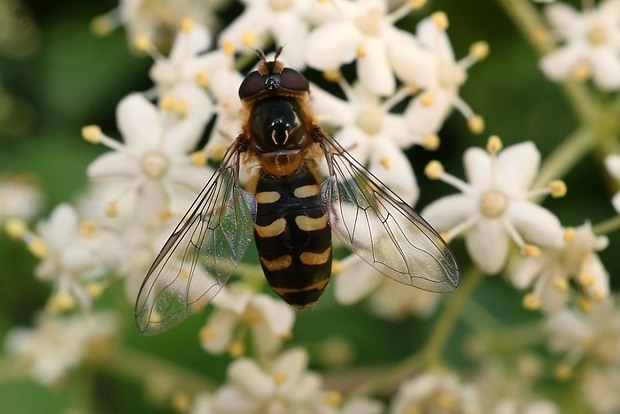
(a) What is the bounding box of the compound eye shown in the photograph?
[238,71,264,99]
[280,68,309,92]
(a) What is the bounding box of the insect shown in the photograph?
[135,48,460,335]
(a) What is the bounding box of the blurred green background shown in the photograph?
[0,0,616,412]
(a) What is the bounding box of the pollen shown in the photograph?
[132,35,151,53]
[241,31,257,47]
[180,17,194,32]
[469,41,489,60]
[356,44,367,58]
[578,296,593,313]
[221,39,235,55]
[553,362,573,381]
[486,135,503,155]
[409,0,427,9]
[82,125,102,144]
[431,11,449,30]
[549,180,567,198]
[171,391,191,413]
[572,62,591,82]
[563,227,576,242]
[243,308,262,324]
[323,69,342,82]
[331,259,342,275]
[196,71,209,86]
[436,392,455,409]
[522,293,541,310]
[480,190,508,218]
[105,202,118,217]
[379,156,390,170]
[272,371,287,385]
[587,25,607,45]
[199,326,215,342]
[27,237,48,259]
[467,115,485,134]
[578,272,595,287]
[4,218,27,238]
[423,134,440,151]
[48,291,76,313]
[159,95,176,112]
[425,160,444,180]
[521,244,540,257]
[229,341,245,357]
[420,91,434,107]
[191,149,207,165]
[86,282,104,299]
[80,220,97,235]
[552,277,569,293]
[324,391,342,406]
[90,15,114,36]
[158,210,172,222]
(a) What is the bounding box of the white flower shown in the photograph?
[5,312,117,385]
[390,372,481,414]
[539,0,620,90]
[545,297,620,368]
[582,365,620,414]
[311,81,420,204]
[212,347,325,414]
[305,0,428,96]
[511,222,609,313]
[199,284,295,356]
[217,0,312,68]
[404,15,487,136]
[334,255,440,320]
[33,203,109,311]
[422,139,563,274]
[0,174,43,223]
[86,93,213,224]
[604,154,620,212]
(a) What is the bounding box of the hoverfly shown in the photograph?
[135,48,460,335]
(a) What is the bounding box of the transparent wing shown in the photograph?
[135,140,256,335]
[319,132,459,292]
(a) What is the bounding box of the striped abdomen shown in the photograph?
[253,166,332,308]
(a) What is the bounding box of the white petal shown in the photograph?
[416,18,455,63]
[285,373,322,402]
[87,152,139,179]
[539,44,585,81]
[604,154,620,180]
[200,310,237,354]
[271,14,309,69]
[357,37,395,96]
[168,164,213,193]
[389,30,438,87]
[250,295,295,336]
[272,348,307,383]
[116,94,161,149]
[496,141,540,195]
[333,125,371,165]
[42,204,79,248]
[368,139,418,205]
[511,256,547,289]
[582,254,610,298]
[590,48,620,90]
[611,192,620,213]
[421,194,477,232]
[463,147,492,190]
[508,201,562,247]
[212,386,255,412]
[305,21,360,69]
[334,255,382,304]
[405,89,453,135]
[228,358,274,399]
[545,3,581,36]
[466,219,509,274]
[169,24,211,63]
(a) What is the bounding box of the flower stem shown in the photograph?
[593,214,620,235]
[348,266,485,398]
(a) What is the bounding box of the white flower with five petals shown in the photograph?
[422,139,563,274]
[539,0,620,90]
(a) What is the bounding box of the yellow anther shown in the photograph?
[522,293,541,310]
[28,238,48,259]
[469,41,489,60]
[379,156,390,170]
[410,0,427,9]
[4,218,28,238]
[272,371,287,385]
[563,227,576,242]
[199,326,215,342]
[549,180,567,198]
[82,125,102,144]
[171,391,191,413]
[159,95,177,112]
[486,135,503,155]
[180,17,194,32]
[241,31,257,47]
[468,115,485,134]
[208,145,228,162]
[243,308,261,324]
[196,71,209,86]
[90,15,114,36]
[158,210,172,222]
[431,11,449,30]
[420,91,434,107]
[229,341,245,358]
[553,362,573,381]
[552,277,568,293]
[578,296,593,313]
[221,39,235,55]
[423,134,440,151]
[80,221,97,235]
[323,69,343,82]
[521,244,540,257]
[132,35,151,53]
[591,288,606,302]
[86,282,104,299]
[578,272,595,287]
[331,259,342,275]
[191,151,207,167]
[174,99,188,116]
[424,160,444,180]
[48,291,76,313]
[572,62,590,82]
[324,391,342,406]
[356,44,367,58]
[436,392,455,409]
[105,202,118,217]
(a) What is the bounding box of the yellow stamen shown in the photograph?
[521,244,540,257]
[356,44,367,58]
[423,134,440,151]
[470,41,489,60]
[563,227,576,242]
[468,115,484,134]
[486,135,502,155]
[82,125,102,144]
[4,218,27,239]
[132,35,151,53]
[424,160,444,180]
[180,17,194,32]
[323,69,342,82]
[28,238,48,259]
[431,11,449,30]
[522,293,541,310]
[549,180,567,198]
[241,31,257,47]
